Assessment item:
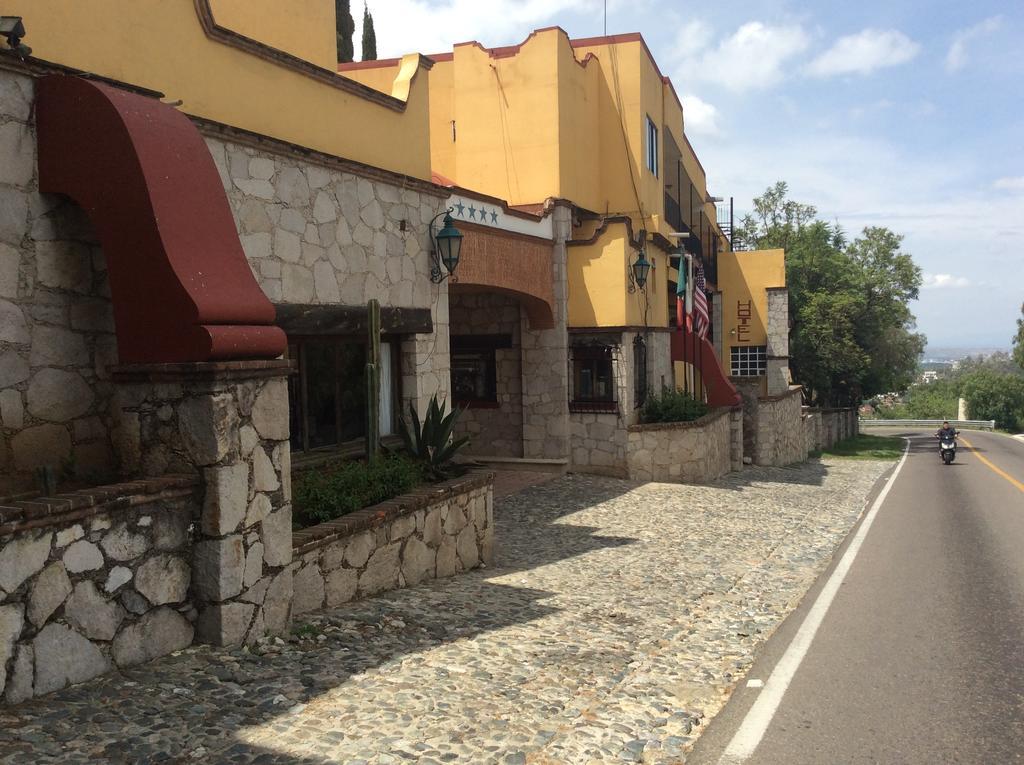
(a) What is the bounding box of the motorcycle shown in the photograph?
[937,431,959,464]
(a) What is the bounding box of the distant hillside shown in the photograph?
[923,347,1011,364]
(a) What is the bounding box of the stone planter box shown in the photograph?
[626,408,735,483]
[289,470,494,616]
[0,476,199,704]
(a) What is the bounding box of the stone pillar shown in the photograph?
[765,287,791,396]
[520,203,570,460]
[402,276,450,417]
[110,360,293,646]
[729,406,744,472]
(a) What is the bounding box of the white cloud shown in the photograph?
[674,20,713,55]
[946,16,1002,73]
[923,273,971,289]
[682,94,721,136]
[692,127,1024,344]
[993,176,1024,192]
[353,0,603,58]
[807,28,920,78]
[669,21,810,93]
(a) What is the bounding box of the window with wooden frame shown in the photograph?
[450,335,511,407]
[286,337,400,454]
[645,116,659,177]
[570,341,618,413]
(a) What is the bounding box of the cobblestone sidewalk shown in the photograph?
[0,457,892,764]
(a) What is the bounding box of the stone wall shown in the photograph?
[751,386,807,467]
[733,377,762,462]
[520,205,571,461]
[569,330,632,477]
[765,288,791,396]
[110,362,294,648]
[568,329,675,477]
[728,406,744,473]
[569,412,629,477]
[0,476,197,704]
[204,129,450,416]
[0,65,453,495]
[0,68,119,494]
[289,472,493,616]
[646,331,674,395]
[626,407,734,483]
[803,407,859,453]
[450,292,524,458]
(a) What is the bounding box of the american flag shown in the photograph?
[693,261,710,338]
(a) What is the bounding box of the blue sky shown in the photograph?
[362,0,1024,349]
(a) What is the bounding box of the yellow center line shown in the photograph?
[958,435,1024,494]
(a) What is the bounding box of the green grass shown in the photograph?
[812,434,904,460]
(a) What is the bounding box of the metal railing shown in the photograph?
[860,419,995,431]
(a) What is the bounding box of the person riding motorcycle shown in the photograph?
[936,421,960,463]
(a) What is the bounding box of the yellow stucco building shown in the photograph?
[346,28,730,333]
[346,28,763,419]
[6,0,434,180]
[7,1,792,475]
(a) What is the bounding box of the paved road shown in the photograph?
[689,429,1024,764]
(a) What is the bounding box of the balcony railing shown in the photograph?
[664,192,684,233]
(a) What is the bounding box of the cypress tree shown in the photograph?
[336,0,354,63]
[361,3,377,62]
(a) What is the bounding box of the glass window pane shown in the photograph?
[337,343,367,443]
[305,341,338,449]
[573,351,615,402]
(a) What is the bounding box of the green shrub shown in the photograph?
[640,387,709,424]
[398,394,469,480]
[293,452,424,528]
[962,369,1024,431]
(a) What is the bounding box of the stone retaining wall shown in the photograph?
[803,407,859,453]
[626,408,734,483]
[110,362,294,649]
[570,412,629,477]
[751,386,807,467]
[0,476,198,704]
[289,471,493,616]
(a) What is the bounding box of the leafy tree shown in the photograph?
[956,351,1023,377]
[336,0,354,63]
[961,369,1024,431]
[734,181,819,252]
[903,379,960,420]
[361,3,377,61]
[737,182,925,406]
[791,291,869,404]
[846,227,925,396]
[1014,303,1024,370]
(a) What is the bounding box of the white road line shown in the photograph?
[718,438,912,764]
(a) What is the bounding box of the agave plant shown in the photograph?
[397,394,469,480]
